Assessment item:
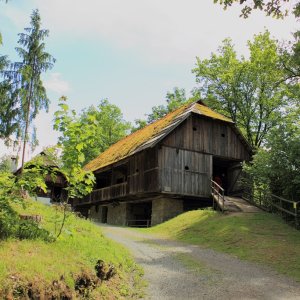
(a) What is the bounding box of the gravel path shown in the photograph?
[100,224,300,300]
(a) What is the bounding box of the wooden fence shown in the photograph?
[243,189,300,229]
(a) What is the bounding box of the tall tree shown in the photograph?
[193,31,295,148]
[7,9,55,171]
[147,87,189,123]
[131,87,200,132]
[54,97,131,167]
[244,108,300,201]
[0,34,13,139]
[80,99,131,164]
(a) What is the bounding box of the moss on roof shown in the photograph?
[84,102,233,172]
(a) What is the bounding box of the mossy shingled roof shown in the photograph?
[84,101,233,172]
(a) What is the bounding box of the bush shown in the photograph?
[16,219,54,242]
[0,211,18,240]
[0,170,54,242]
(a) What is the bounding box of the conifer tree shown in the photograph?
[9,9,55,171]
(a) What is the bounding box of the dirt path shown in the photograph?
[100,225,300,300]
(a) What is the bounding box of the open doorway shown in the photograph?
[101,206,108,223]
[213,157,242,196]
[127,202,152,227]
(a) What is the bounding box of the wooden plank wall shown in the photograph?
[128,147,159,194]
[159,146,212,197]
[162,115,250,161]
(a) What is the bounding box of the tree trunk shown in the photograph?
[20,80,34,174]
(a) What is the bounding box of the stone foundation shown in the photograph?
[88,198,184,226]
[89,205,102,221]
[107,203,128,226]
[151,197,183,226]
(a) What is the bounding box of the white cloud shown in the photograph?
[44,73,71,95]
[1,5,29,29]
[30,0,298,64]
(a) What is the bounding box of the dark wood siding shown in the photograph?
[227,163,244,195]
[128,147,159,194]
[162,115,250,161]
[159,146,212,197]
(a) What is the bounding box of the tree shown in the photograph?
[54,97,98,236]
[280,32,300,84]
[244,108,300,201]
[214,0,300,18]
[0,155,15,172]
[6,9,55,171]
[147,87,189,123]
[54,97,130,167]
[0,33,17,140]
[193,31,295,148]
[131,87,200,132]
[131,118,148,132]
[80,99,131,163]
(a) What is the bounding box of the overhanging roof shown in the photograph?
[84,101,239,172]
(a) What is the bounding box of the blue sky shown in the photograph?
[0,0,298,161]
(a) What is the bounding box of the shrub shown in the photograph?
[16,219,54,242]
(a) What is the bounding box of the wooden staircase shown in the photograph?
[211,180,261,213]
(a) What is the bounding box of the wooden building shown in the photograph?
[15,150,67,203]
[72,100,251,225]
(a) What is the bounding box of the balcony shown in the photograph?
[78,182,128,205]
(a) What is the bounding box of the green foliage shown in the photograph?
[0,33,16,140]
[3,9,55,167]
[54,97,96,194]
[80,99,131,164]
[0,204,18,239]
[214,0,299,18]
[193,31,296,148]
[281,31,300,84]
[244,111,300,201]
[0,169,53,241]
[16,219,54,241]
[54,97,130,167]
[0,199,144,298]
[131,118,148,132]
[131,87,199,132]
[0,155,14,172]
[147,87,191,123]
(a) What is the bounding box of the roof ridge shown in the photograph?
[84,100,233,172]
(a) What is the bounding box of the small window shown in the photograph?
[221,133,225,137]
[185,166,189,171]
[193,127,197,131]
[135,168,139,173]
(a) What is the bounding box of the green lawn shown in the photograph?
[144,209,300,281]
[0,199,144,299]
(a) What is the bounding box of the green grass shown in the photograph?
[0,199,144,299]
[143,209,300,281]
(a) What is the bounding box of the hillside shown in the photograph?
[0,199,144,299]
[144,209,300,281]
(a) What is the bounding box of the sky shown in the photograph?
[0,0,298,162]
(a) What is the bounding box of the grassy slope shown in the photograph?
[145,209,300,281]
[0,199,144,299]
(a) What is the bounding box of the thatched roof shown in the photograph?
[84,101,235,172]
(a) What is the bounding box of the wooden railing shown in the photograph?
[126,219,151,228]
[211,179,225,212]
[80,182,128,204]
[243,189,300,229]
